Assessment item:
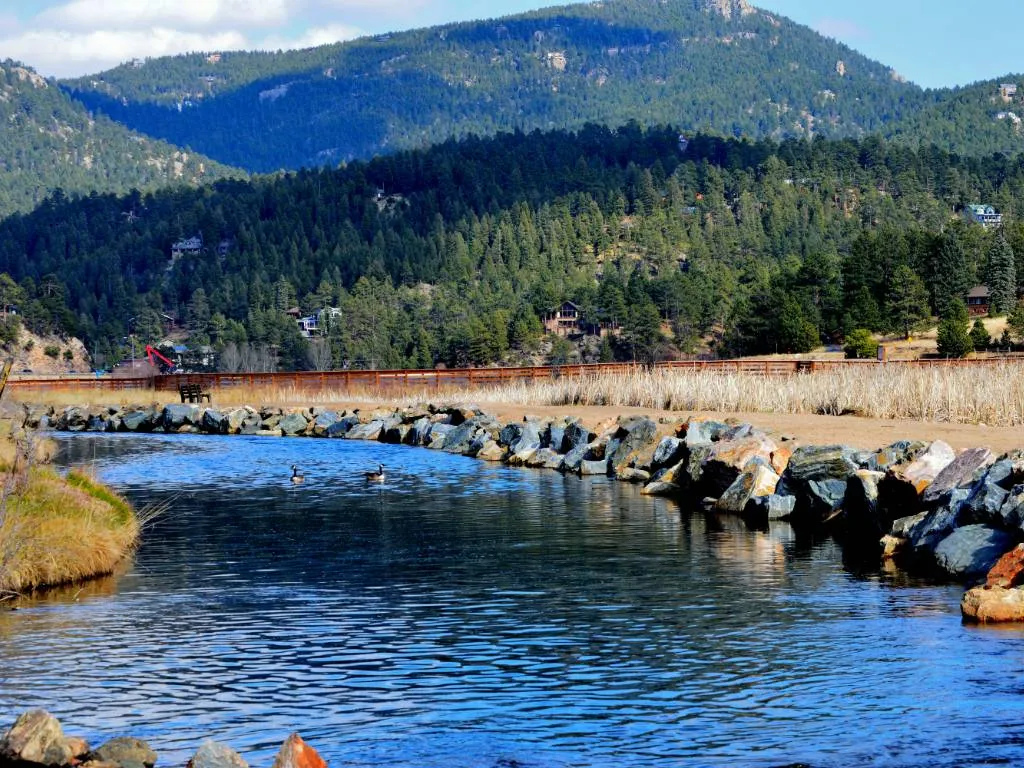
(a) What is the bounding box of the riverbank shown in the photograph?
[30,399,1024,623]
[0,426,138,600]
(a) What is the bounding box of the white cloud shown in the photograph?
[0,27,249,77]
[38,0,292,30]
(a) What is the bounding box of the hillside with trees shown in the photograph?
[0,124,1022,370]
[62,0,935,172]
[0,61,240,218]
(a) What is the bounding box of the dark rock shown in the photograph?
[563,421,594,452]
[162,404,199,430]
[410,417,433,446]
[878,441,956,516]
[745,494,797,521]
[560,443,589,473]
[998,486,1024,530]
[921,447,994,507]
[960,476,1010,527]
[382,423,411,444]
[92,737,157,768]
[224,408,255,434]
[326,415,359,438]
[346,419,385,441]
[608,417,658,473]
[201,409,226,434]
[443,420,481,454]
[545,419,570,453]
[0,710,73,766]
[426,423,455,449]
[508,420,543,462]
[651,437,686,473]
[189,740,248,768]
[933,525,1012,578]
[278,412,310,437]
[842,470,886,537]
[311,411,340,437]
[776,445,860,521]
[908,491,973,554]
[120,409,155,432]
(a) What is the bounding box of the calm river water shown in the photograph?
[2,434,1024,768]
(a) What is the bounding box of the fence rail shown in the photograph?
[6,356,1024,395]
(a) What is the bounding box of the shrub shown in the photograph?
[43,345,60,359]
[22,339,33,352]
[62,349,74,362]
[970,320,991,351]
[844,329,878,359]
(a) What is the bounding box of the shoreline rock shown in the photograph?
[30,400,1024,622]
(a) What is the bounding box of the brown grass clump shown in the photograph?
[0,427,139,600]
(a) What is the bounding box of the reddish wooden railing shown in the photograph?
[6,356,1024,394]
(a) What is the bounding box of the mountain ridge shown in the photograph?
[60,0,948,172]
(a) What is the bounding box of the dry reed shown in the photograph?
[12,362,1024,426]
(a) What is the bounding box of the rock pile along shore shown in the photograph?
[32,401,1024,622]
[0,710,323,768]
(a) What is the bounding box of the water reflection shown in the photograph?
[0,434,1020,768]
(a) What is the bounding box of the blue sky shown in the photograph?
[0,0,1019,87]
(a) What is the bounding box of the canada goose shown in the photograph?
[290,465,305,484]
[365,464,386,482]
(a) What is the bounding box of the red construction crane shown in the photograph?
[145,345,176,373]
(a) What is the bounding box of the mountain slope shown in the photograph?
[63,0,927,172]
[0,60,240,217]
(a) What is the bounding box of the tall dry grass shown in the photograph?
[0,425,141,599]
[12,363,1024,426]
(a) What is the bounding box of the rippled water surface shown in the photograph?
[2,434,1024,767]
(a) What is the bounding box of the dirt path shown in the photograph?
[330,399,1024,453]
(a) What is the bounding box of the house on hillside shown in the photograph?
[966,285,991,317]
[1001,83,1019,101]
[544,301,582,337]
[966,204,1003,229]
[543,301,620,338]
[171,236,203,259]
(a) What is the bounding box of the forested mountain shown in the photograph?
[63,0,936,172]
[0,124,1022,371]
[0,61,240,218]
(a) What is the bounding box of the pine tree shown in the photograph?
[931,232,972,317]
[984,232,1017,315]
[970,319,991,351]
[936,299,972,358]
[885,265,931,339]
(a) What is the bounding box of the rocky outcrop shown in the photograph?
[0,710,74,766]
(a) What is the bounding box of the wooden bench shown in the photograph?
[178,383,212,403]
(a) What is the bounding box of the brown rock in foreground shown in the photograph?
[962,585,1024,623]
[0,710,74,766]
[985,544,1024,589]
[271,735,325,768]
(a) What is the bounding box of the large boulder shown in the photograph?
[443,419,483,454]
[579,459,609,476]
[962,585,1024,623]
[985,544,1024,588]
[700,433,785,497]
[776,445,860,522]
[56,406,89,432]
[270,735,325,768]
[650,437,686,474]
[745,493,797,521]
[641,480,681,497]
[223,408,256,434]
[310,411,340,438]
[201,409,226,434]
[921,447,994,507]
[507,420,543,464]
[189,740,248,768]
[0,710,73,766]
[607,417,658,475]
[933,525,1012,578]
[715,463,780,514]
[326,414,359,438]
[960,475,1011,527]
[476,441,506,462]
[878,441,956,515]
[679,418,730,447]
[560,442,590,473]
[843,469,896,540]
[426,423,455,449]
[409,417,434,446]
[545,418,571,453]
[120,409,156,432]
[92,737,158,768]
[382,423,411,444]
[162,404,199,430]
[861,440,929,472]
[346,419,385,441]
[278,412,310,437]
[563,421,594,452]
[907,491,974,554]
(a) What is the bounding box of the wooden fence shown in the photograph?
[6,356,1024,395]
